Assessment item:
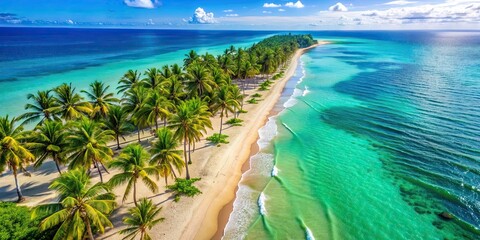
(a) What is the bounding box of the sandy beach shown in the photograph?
[0,42,324,240]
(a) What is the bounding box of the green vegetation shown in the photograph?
[0,34,316,238]
[206,133,230,144]
[226,118,243,126]
[120,198,164,240]
[167,178,202,202]
[0,202,55,240]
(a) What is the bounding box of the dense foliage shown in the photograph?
[166,178,202,202]
[0,202,55,240]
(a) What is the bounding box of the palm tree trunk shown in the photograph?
[85,218,95,240]
[13,168,25,203]
[219,110,224,135]
[116,135,121,150]
[137,125,141,142]
[94,161,104,183]
[164,175,168,186]
[155,114,159,131]
[171,169,177,179]
[101,163,110,174]
[133,178,138,206]
[54,159,62,175]
[188,141,192,165]
[163,118,167,127]
[183,136,190,180]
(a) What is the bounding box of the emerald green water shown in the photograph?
[224,31,480,240]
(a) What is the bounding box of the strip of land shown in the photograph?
[0,42,326,240]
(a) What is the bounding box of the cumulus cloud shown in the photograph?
[0,13,22,24]
[189,7,216,24]
[329,2,349,11]
[66,19,74,24]
[285,1,305,8]
[279,9,286,12]
[263,3,281,8]
[124,0,159,9]
[226,14,239,17]
[384,1,417,5]
[262,10,272,14]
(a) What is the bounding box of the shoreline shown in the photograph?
[200,43,323,240]
[0,42,325,240]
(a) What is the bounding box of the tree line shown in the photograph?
[0,34,317,240]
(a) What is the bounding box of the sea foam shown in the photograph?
[258,192,267,216]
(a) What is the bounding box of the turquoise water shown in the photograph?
[0,28,273,124]
[225,31,480,239]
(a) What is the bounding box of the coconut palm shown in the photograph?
[103,105,135,150]
[82,80,119,120]
[66,117,114,183]
[183,50,198,68]
[211,86,239,135]
[122,86,149,142]
[19,90,59,126]
[142,68,163,90]
[27,120,69,174]
[135,91,172,131]
[120,198,164,240]
[31,169,116,240]
[230,85,244,118]
[118,69,142,95]
[185,63,216,97]
[150,128,184,185]
[52,83,92,121]
[261,50,277,79]
[164,75,186,106]
[0,116,34,202]
[108,144,159,206]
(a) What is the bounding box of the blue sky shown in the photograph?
[0,0,479,29]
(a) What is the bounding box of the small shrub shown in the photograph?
[252,93,262,98]
[226,118,243,126]
[206,133,229,144]
[247,98,258,104]
[167,178,202,202]
[238,109,248,114]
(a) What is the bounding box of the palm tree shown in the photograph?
[0,116,34,202]
[150,128,184,185]
[135,91,172,131]
[142,68,163,90]
[211,86,239,135]
[183,50,198,68]
[52,83,92,121]
[82,80,119,120]
[164,75,186,106]
[19,90,59,126]
[122,87,148,142]
[27,120,69,174]
[103,105,135,150]
[118,69,142,95]
[160,65,173,79]
[66,117,114,183]
[32,169,116,240]
[230,85,244,118]
[108,144,159,206]
[261,51,277,79]
[185,63,216,97]
[120,198,164,240]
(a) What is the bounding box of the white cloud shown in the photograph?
[263,3,282,8]
[146,19,154,25]
[66,19,74,24]
[384,1,417,5]
[279,9,286,12]
[226,14,239,17]
[189,7,217,24]
[329,2,349,11]
[223,9,234,13]
[285,1,305,8]
[262,10,272,14]
[124,0,159,9]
